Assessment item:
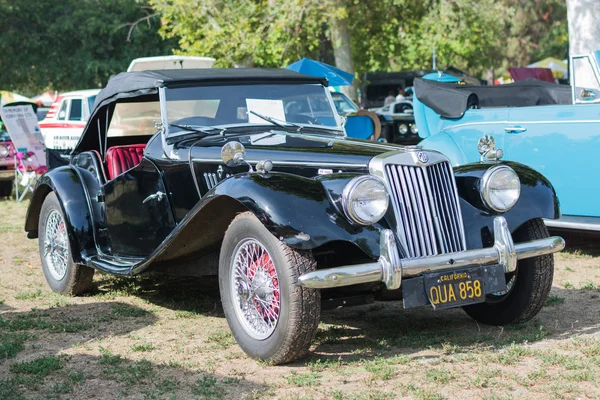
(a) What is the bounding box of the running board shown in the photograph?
[86,255,144,275]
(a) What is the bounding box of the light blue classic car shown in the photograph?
[413,50,600,232]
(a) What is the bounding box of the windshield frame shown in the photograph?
[161,83,345,138]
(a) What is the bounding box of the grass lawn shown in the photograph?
[1,199,600,399]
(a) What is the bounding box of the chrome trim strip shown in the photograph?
[442,119,600,133]
[191,158,367,169]
[544,217,600,232]
[298,216,565,290]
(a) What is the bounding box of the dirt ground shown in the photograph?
[1,199,600,400]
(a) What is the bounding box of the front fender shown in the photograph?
[25,166,97,263]
[454,161,560,250]
[209,172,388,259]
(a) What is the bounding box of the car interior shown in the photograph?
[73,100,159,184]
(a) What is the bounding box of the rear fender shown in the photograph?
[25,166,99,263]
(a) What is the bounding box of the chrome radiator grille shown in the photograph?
[385,161,466,258]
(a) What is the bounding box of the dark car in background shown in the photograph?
[25,68,564,365]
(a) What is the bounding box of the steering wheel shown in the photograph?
[286,113,321,125]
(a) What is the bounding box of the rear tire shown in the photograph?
[219,212,320,364]
[463,218,553,325]
[38,192,94,295]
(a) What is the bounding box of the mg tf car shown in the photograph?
[25,69,565,364]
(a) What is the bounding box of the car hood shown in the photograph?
[187,131,408,172]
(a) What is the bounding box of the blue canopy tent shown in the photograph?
[285,58,354,86]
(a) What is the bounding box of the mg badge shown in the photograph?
[417,151,429,164]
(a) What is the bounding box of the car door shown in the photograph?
[102,157,176,257]
[504,104,600,218]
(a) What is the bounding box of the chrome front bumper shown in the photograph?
[298,216,565,290]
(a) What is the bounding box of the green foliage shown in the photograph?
[9,355,64,376]
[152,0,567,80]
[1,0,568,93]
[0,0,174,95]
[151,0,326,68]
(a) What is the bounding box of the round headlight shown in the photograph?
[0,145,8,158]
[410,124,418,134]
[398,124,408,134]
[342,176,389,225]
[480,166,520,212]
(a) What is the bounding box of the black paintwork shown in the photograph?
[25,85,561,280]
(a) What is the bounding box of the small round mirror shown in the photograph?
[221,141,246,167]
[477,134,495,155]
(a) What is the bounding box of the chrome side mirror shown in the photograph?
[221,141,247,167]
[580,89,597,101]
[478,134,503,162]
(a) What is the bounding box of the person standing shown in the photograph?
[395,88,407,102]
[384,90,396,105]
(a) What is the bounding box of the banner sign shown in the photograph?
[0,105,46,169]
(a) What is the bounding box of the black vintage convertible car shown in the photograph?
[25,69,565,364]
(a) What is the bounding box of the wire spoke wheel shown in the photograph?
[43,209,69,281]
[230,238,281,340]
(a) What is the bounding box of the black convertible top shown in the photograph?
[414,78,572,119]
[73,68,329,154]
[93,68,328,114]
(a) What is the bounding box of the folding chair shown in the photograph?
[14,151,47,201]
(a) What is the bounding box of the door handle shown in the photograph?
[504,126,527,134]
[143,191,165,204]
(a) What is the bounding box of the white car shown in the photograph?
[39,89,100,149]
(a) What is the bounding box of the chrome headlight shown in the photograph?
[342,176,389,225]
[410,124,418,134]
[0,145,8,157]
[398,124,408,134]
[480,166,520,212]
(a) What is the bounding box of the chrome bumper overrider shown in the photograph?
[298,216,565,290]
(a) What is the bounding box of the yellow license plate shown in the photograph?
[424,268,485,309]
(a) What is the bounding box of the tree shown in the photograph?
[567,0,600,55]
[151,0,326,68]
[0,0,174,95]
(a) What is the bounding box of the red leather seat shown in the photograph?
[106,144,146,180]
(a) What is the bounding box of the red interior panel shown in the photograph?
[106,144,146,180]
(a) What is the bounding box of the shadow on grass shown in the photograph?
[78,230,600,366]
[0,301,265,399]
[551,229,600,257]
[88,270,600,366]
[90,273,224,317]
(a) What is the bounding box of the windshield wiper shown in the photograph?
[169,123,226,136]
[248,110,303,132]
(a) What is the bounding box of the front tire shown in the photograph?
[39,192,94,295]
[463,218,554,325]
[219,212,320,364]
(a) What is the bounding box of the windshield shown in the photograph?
[331,92,359,115]
[164,84,342,134]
